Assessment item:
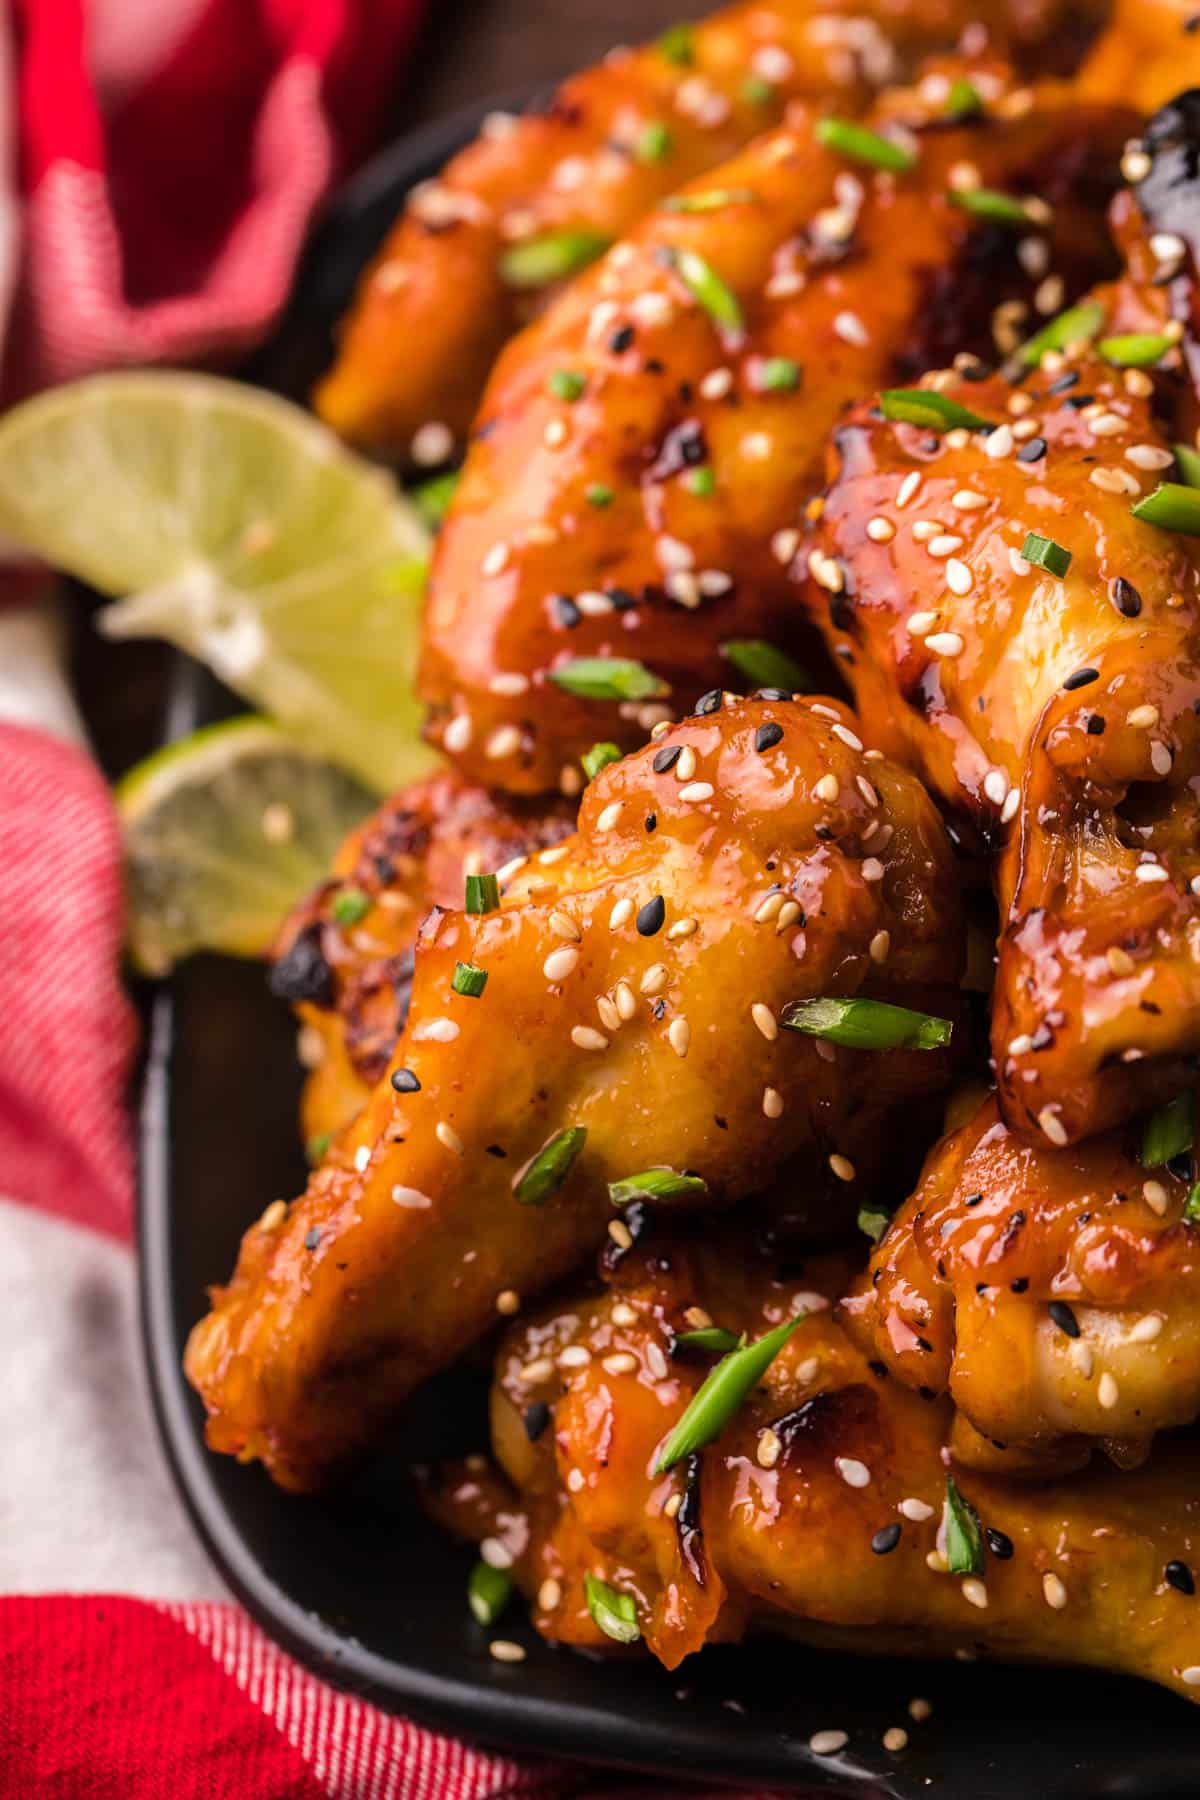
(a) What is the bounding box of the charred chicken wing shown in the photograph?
[186,695,961,1489]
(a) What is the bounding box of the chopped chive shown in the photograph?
[1131,481,1200,535]
[880,388,989,432]
[684,464,715,496]
[948,187,1031,226]
[582,741,622,781]
[468,1560,512,1626]
[1186,1183,1200,1224]
[636,121,673,163]
[452,961,488,998]
[757,356,801,392]
[332,888,370,927]
[548,368,586,402]
[1141,1091,1195,1167]
[585,481,614,507]
[513,1126,587,1205]
[673,1326,742,1354]
[499,230,611,289]
[741,74,774,105]
[584,1572,641,1644]
[609,1168,708,1205]
[1175,444,1200,487]
[1016,301,1105,367]
[305,1131,331,1165]
[655,1313,804,1470]
[667,247,743,332]
[465,872,500,914]
[945,76,983,118]
[658,22,694,64]
[721,639,808,692]
[945,1476,984,1575]
[1021,532,1072,577]
[857,1203,891,1243]
[549,656,668,701]
[412,469,459,528]
[1098,332,1175,368]
[780,996,953,1051]
[662,187,757,213]
[815,116,916,173]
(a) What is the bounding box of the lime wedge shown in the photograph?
[0,372,437,791]
[116,716,375,973]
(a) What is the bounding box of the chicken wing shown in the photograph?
[428,1222,1200,1703]
[418,70,1131,794]
[842,1093,1200,1473]
[185,694,961,1489]
[270,770,574,1144]
[314,0,1104,459]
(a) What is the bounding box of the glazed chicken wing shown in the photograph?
[429,1224,1200,1703]
[186,695,961,1489]
[314,0,1104,459]
[842,1093,1200,1473]
[418,70,1131,794]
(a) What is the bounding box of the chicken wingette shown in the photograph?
[428,1222,1200,1704]
[186,694,961,1489]
[418,66,1131,794]
[314,0,1105,459]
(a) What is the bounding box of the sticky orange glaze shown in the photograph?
[844,1094,1200,1465]
[271,771,573,1143]
[427,1226,1200,1703]
[1079,0,1200,113]
[313,0,1104,458]
[418,71,1132,794]
[184,695,961,1489]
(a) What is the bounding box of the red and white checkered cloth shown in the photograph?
[1,5,765,1795]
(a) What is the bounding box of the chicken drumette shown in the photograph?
[186,695,961,1489]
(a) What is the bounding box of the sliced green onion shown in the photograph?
[499,230,611,289]
[636,121,673,163]
[816,116,916,173]
[757,356,801,392]
[880,388,989,432]
[514,1126,587,1205]
[305,1131,331,1166]
[468,1560,512,1625]
[662,187,756,213]
[465,872,500,914]
[741,75,774,106]
[584,1572,641,1644]
[945,1476,984,1575]
[1131,482,1200,535]
[582,741,622,781]
[684,465,715,497]
[721,639,808,692]
[945,77,983,118]
[332,888,370,927]
[780,996,953,1051]
[668,247,743,332]
[1016,301,1105,367]
[857,1203,891,1243]
[1021,532,1072,577]
[1175,444,1200,487]
[673,1326,742,1355]
[585,482,614,508]
[655,1313,804,1470]
[658,22,694,64]
[548,368,586,402]
[412,470,459,528]
[452,961,488,998]
[549,656,667,701]
[1141,1091,1195,1167]
[948,187,1031,227]
[608,1167,709,1205]
[1185,1183,1200,1224]
[1098,332,1175,369]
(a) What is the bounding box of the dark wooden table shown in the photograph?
[75,0,684,779]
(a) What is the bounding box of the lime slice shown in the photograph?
[0,371,438,791]
[117,715,375,973]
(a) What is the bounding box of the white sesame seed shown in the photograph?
[538,1578,563,1612]
[548,909,580,943]
[539,845,570,866]
[1091,466,1140,495]
[984,424,1014,459]
[883,1728,909,1753]
[984,769,1009,806]
[775,900,801,932]
[1150,231,1186,269]
[353,1144,371,1173]
[829,1153,857,1182]
[757,1427,782,1469]
[646,1341,669,1380]
[835,1456,870,1488]
[1009,547,1031,577]
[961,1578,989,1610]
[899,1497,935,1522]
[559,1344,591,1369]
[907,610,937,637]
[576,589,614,617]
[698,569,732,597]
[495,1289,520,1316]
[867,516,895,542]
[543,947,579,982]
[752,1002,778,1040]
[482,541,510,578]
[1038,1106,1069,1146]
[861,858,884,883]
[1135,863,1169,884]
[1126,443,1174,470]
[1001,787,1020,824]
[521,1357,554,1384]
[486,725,522,760]
[927,534,964,558]
[833,310,869,346]
[1183,1667,1200,1687]
[700,366,733,400]
[896,471,921,507]
[925,631,965,657]
[763,1086,784,1119]
[809,550,845,593]
[571,1025,609,1051]
[614,979,637,1021]
[391,1184,433,1210]
[495,855,527,885]
[832,722,863,751]
[945,558,973,596]
[1089,412,1126,439]
[678,781,714,803]
[610,897,634,930]
[1069,1338,1094,1379]
[1098,1371,1120,1409]
[663,1492,683,1520]
[414,1017,459,1043]
[544,417,568,448]
[1151,740,1174,776]
[810,1730,848,1756]
[1128,703,1160,730]
[857,775,879,805]
[481,1535,515,1569]
[489,1639,526,1663]
[869,929,891,964]
[741,431,772,460]
[667,916,698,940]
[603,1351,638,1376]
[668,1017,691,1057]
[771,527,801,564]
[1008,1033,1034,1056]
[259,1199,288,1231]
[1042,1572,1068,1610]
[815,773,840,802]
[640,964,668,995]
[436,1121,465,1156]
[631,291,673,328]
[411,421,454,466]
[1122,147,1151,182]
[607,1218,633,1251]
[1130,1313,1163,1343]
[755,892,785,923]
[597,801,623,831]
[566,1467,585,1492]
[912,520,941,542]
[611,1302,638,1327]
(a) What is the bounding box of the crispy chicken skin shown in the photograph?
[417,72,1131,795]
[313,0,1102,459]
[842,1094,1200,1471]
[186,695,961,1489]
[270,771,573,1144]
[427,1227,1200,1702]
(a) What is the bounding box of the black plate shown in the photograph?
[139,102,1200,1799]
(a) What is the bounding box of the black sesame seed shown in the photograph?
[985,1528,1014,1560]
[696,689,723,715]
[391,1067,421,1093]
[960,359,993,382]
[1016,436,1047,463]
[1047,1300,1080,1338]
[1010,1277,1029,1294]
[645,813,657,833]
[1062,667,1098,691]
[609,324,635,352]
[637,894,666,936]
[524,1402,551,1442]
[1167,1560,1196,1594]
[653,744,682,773]
[1087,713,1106,735]
[304,1227,321,1251]
[553,594,581,629]
[1046,370,1079,394]
[1112,577,1142,618]
[964,1192,983,1208]
[609,586,638,611]
[755,721,785,753]
[1064,393,1095,409]
[871,1524,902,1555]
